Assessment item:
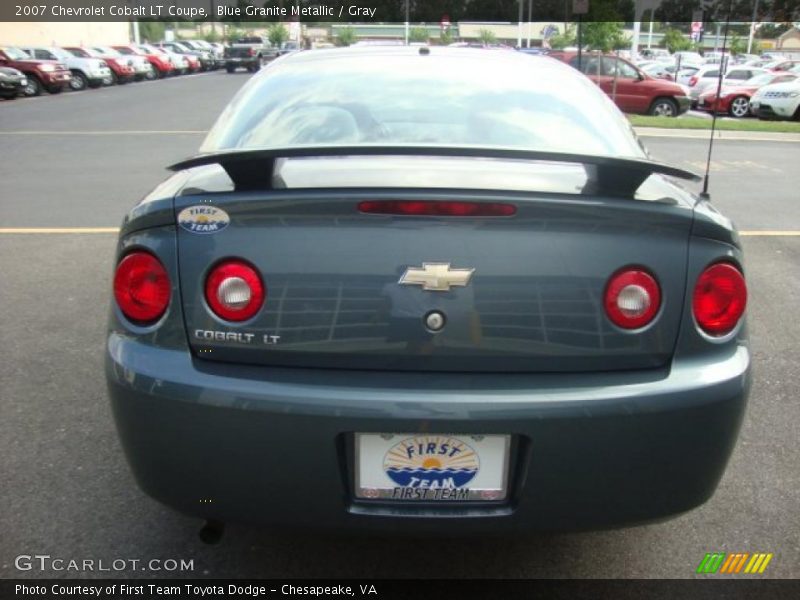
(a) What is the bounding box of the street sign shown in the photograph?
[573,0,589,15]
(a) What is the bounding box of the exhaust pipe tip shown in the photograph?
[198,519,225,545]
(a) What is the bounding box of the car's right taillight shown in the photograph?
[205,260,265,322]
[114,251,171,324]
[693,263,747,336]
[689,76,698,86]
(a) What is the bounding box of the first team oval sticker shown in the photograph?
[178,205,230,234]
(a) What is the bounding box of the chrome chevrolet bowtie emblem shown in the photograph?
[398,263,475,292]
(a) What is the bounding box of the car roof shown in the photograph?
[269,46,591,80]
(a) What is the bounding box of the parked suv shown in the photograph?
[21,46,110,91]
[63,47,134,85]
[549,51,690,116]
[0,46,71,95]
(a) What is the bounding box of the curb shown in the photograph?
[633,127,800,142]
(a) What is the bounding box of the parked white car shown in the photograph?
[750,79,800,120]
[676,65,700,86]
[688,66,768,105]
[92,46,154,80]
[20,46,110,91]
[672,51,704,68]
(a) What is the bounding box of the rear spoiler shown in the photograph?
[169,146,701,198]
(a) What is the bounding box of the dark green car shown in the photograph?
[106,47,750,539]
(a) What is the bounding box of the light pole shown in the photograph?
[526,0,532,48]
[405,0,410,46]
[747,0,760,54]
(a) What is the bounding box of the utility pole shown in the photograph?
[210,1,216,37]
[517,0,523,48]
[405,0,410,46]
[747,0,760,54]
[526,0,533,48]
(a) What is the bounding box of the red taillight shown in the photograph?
[604,268,661,329]
[205,260,265,322]
[357,201,516,217]
[113,251,171,324]
[693,263,747,336]
[689,76,698,86]
[248,48,256,56]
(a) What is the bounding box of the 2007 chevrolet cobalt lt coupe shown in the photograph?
[106,47,750,536]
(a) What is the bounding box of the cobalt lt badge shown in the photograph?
[383,435,479,489]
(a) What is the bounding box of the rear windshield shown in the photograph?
[200,50,645,159]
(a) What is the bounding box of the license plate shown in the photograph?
[355,433,510,502]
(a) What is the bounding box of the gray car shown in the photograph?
[106,47,750,539]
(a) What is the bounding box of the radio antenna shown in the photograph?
[700,1,733,200]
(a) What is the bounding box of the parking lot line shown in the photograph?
[0,228,120,234]
[739,231,800,236]
[0,131,206,135]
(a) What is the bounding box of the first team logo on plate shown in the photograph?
[178,205,230,234]
[383,435,479,489]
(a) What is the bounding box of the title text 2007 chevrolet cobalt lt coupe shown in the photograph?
[106,47,750,536]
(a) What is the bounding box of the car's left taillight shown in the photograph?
[113,251,171,324]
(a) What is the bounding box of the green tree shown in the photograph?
[336,26,357,47]
[583,21,627,52]
[439,27,454,46]
[548,25,576,50]
[203,29,220,43]
[409,27,429,43]
[478,29,497,45]
[267,22,289,48]
[729,33,746,56]
[663,27,693,52]
[139,21,166,43]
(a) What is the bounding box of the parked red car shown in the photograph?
[113,44,174,77]
[63,47,134,85]
[698,71,799,117]
[548,51,690,116]
[764,59,800,72]
[0,45,71,96]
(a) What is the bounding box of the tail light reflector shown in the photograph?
[604,268,661,329]
[114,251,171,324]
[205,260,265,322]
[358,200,516,217]
[693,263,747,336]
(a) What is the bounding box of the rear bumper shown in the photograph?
[225,57,259,67]
[106,334,750,533]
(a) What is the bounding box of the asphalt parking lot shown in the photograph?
[1,71,798,579]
